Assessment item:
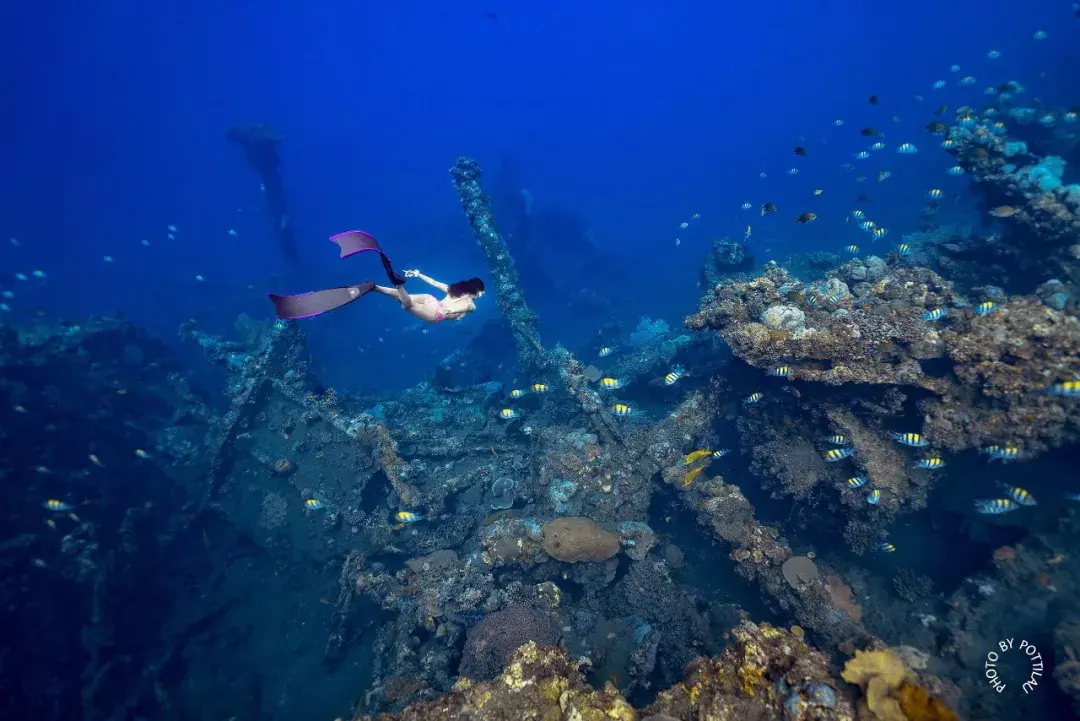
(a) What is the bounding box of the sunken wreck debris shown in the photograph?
[352,622,963,721]
[12,127,1080,721]
[450,156,547,376]
[686,469,877,652]
[0,316,223,720]
[225,123,301,269]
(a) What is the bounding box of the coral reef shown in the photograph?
[841,649,957,721]
[686,262,958,388]
[355,623,858,721]
[458,605,560,680]
[924,296,1080,453]
[11,120,1080,721]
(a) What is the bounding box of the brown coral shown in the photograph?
[541,517,620,562]
[827,575,863,623]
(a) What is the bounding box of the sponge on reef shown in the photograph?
[541,517,620,562]
[842,649,957,721]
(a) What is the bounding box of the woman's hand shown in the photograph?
[403,269,420,278]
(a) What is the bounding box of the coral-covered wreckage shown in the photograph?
[4,142,1080,721]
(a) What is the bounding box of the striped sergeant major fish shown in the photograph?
[981,445,1023,461]
[823,447,855,462]
[664,366,686,386]
[974,498,1015,515]
[889,432,928,447]
[996,482,1036,506]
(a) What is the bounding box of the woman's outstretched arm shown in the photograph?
[404,269,448,292]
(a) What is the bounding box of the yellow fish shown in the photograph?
[396,511,424,523]
[682,465,705,488]
[684,449,712,466]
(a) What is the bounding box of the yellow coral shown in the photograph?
[602,696,636,720]
[540,676,568,704]
[842,650,956,721]
[842,649,907,688]
[472,687,491,709]
[503,661,535,692]
[740,663,765,695]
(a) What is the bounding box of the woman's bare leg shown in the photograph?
[373,284,414,310]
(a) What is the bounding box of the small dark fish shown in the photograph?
[860,127,878,136]
[869,95,879,105]
[761,202,777,216]
[857,193,869,203]
[796,212,817,224]
[933,104,948,116]
[925,121,947,133]
[793,146,807,156]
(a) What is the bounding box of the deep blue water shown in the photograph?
[2,0,1074,390]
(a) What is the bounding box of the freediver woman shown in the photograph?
[268,229,485,323]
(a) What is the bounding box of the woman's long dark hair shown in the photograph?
[447,277,485,297]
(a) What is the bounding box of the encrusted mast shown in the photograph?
[449,157,548,375]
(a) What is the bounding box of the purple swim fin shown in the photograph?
[330,230,406,286]
[268,281,375,320]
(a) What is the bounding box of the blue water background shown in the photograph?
[0,0,1074,391]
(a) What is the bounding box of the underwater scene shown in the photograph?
[4,2,1080,720]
